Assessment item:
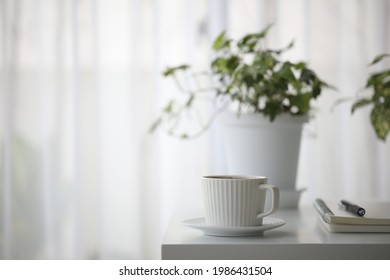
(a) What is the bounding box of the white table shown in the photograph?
[161,206,390,259]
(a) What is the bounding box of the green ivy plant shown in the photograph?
[351,54,390,141]
[151,24,332,139]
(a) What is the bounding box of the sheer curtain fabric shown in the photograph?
[1,0,389,259]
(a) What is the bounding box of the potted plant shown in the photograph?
[349,54,390,141]
[151,24,332,208]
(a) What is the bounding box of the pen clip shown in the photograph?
[338,202,346,210]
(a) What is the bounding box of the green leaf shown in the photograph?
[366,70,390,88]
[211,57,227,73]
[312,79,323,98]
[226,56,240,73]
[293,62,306,70]
[299,68,315,83]
[263,99,282,122]
[212,31,230,51]
[163,100,175,113]
[274,40,295,54]
[149,117,162,133]
[351,98,372,113]
[237,23,273,51]
[211,55,240,75]
[258,51,277,69]
[369,54,390,66]
[290,93,312,114]
[278,62,297,82]
[370,104,390,141]
[257,22,274,39]
[285,40,295,50]
[185,94,195,108]
[237,33,257,50]
[162,64,190,76]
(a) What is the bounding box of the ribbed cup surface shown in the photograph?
[202,177,267,227]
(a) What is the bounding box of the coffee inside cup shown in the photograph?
[203,175,266,180]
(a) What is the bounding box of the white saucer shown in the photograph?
[182,217,285,237]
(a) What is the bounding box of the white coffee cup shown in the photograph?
[202,175,279,227]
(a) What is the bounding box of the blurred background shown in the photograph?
[1,0,390,259]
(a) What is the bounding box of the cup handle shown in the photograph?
[256,184,280,220]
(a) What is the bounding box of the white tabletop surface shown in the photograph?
[161,204,390,259]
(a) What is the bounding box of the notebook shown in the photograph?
[313,199,390,233]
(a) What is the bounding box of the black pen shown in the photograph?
[340,200,366,217]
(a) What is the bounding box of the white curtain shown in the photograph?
[0,0,389,260]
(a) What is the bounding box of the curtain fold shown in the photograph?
[1,0,390,259]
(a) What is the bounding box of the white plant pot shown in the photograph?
[219,112,308,208]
